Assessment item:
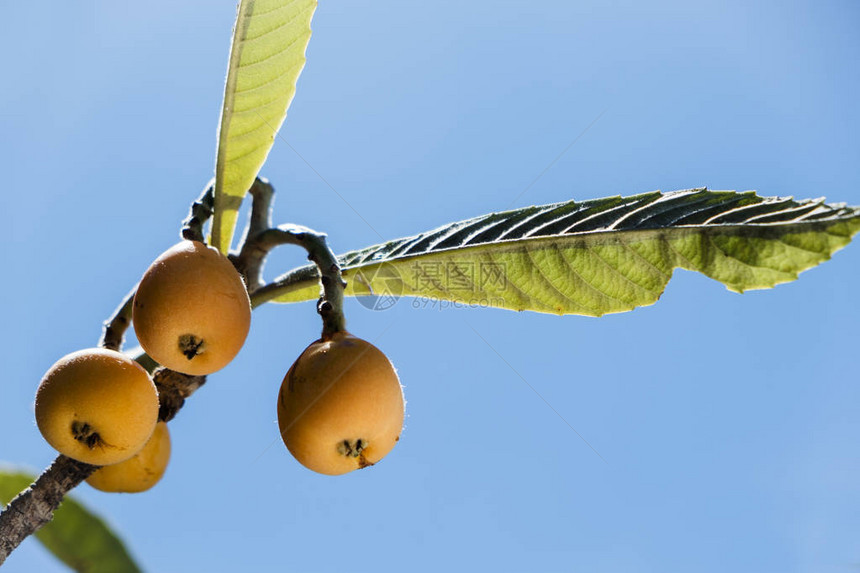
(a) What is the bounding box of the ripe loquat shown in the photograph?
[277,332,404,476]
[35,348,159,466]
[86,421,171,493]
[133,240,251,375]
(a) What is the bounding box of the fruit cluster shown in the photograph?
[35,239,404,494]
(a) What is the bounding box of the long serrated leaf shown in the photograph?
[211,0,317,253]
[0,470,141,573]
[255,189,860,315]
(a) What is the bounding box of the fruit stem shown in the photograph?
[240,223,347,336]
[299,228,347,337]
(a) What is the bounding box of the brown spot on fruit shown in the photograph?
[71,420,106,450]
[178,334,205,360]
[336,438,368,458]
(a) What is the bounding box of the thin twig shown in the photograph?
[247,225,347,336]
[181,180,215,243]
[250,264,320,308]
[99,287,136,351]
[232,178,276,292]
[132,350,159,374]
[245,178,274,240]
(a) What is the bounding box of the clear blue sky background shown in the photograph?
[2,1,859,571]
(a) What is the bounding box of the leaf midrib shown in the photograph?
[212,0,256,250]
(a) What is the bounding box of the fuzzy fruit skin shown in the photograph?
[86,422,171,493]
[35,349,159,466]
[277,332,405,476]
[133,240,251,375]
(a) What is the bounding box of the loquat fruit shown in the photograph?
[277,332,404,476]
[86,421,171,493]
[133,240,251,375]
[35,348,159,466]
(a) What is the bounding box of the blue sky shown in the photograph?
[2,1,860,571]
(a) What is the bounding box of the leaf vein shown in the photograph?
[522,246,580,313]
[552,245,626,313]
[237,26,309,70]
[587,245,660,299]
[244,1,312,42]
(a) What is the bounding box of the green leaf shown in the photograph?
[255,188,860,315]
[0,469,141,573]
[211,0,317,254]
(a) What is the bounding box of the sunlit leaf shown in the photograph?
[255,188,860,315]
[211,0,317,253]
[0,470,141,573]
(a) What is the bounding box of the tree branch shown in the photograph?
[0,457,97,565]
[153,369,207,423]
[0,179,219,564]
[0,368,206,565]
[0,176,346,562]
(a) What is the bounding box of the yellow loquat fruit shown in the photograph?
[35,348,159,465]
[277,332,404,476]
[133,240,251,375]
[86,421,171,493]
